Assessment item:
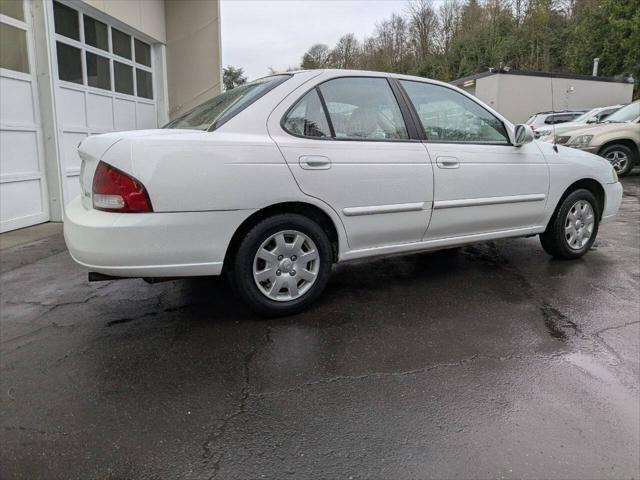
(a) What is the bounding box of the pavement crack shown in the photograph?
[0,321,77,347]
[3,425,68,436]
[202,343,259,478]
[595,320,640,336]
[4,293,101,320]
[250,353,539,398]
[104,304,190,327]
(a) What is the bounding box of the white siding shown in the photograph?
[0,3,49,232]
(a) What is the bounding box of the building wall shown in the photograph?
[475,76,499,111]
[82,0,166,42]
[1,0,222,231]
[165,0,222,119]
[478,74,634,123]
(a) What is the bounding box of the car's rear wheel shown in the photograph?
[601,144,634,177]
[229,214,332,316]
[540,189,599,260]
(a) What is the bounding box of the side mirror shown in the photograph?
[513,124,534,147]
[587,118,597,124]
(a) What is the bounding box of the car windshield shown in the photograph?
[163,75,291,131]
[573,108,600,123]
[604,102,640,123]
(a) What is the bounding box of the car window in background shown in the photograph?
[164,75,290,131]
[283,90,332,138]
[546,114,577,124]
[400,80,509,144]
[604,102,640,123]
[318,77,409,140]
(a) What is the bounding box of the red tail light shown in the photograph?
[92,161,153,213]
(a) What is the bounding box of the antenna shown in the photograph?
[550,76,558,152]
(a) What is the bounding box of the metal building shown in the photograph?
[452,70,634,124]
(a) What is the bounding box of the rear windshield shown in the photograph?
[163,74,291,131]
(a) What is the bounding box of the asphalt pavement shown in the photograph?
[1,174,638,480]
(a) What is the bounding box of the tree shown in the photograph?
[294,0,639,97]
[330,34,361,69]
[406,0,439,61]
[566,0,640,95]
[301,44,330,69]
[223,66,247,90]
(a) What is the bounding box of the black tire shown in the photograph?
[228,213,333,316]
[540,189,600,260]
[600,144,635,177]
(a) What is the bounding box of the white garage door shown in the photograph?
[50,1,159,205]
[0,1,49,232]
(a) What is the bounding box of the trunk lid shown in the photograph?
[77,129,201,209]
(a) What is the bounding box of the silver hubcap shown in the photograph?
[605,150,629,172]
[565,200,595,250]
[253,230,320,302]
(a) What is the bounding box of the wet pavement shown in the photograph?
[1,174,639,480]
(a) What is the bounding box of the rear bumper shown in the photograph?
[64,196,254,277]
[601,181,623,224]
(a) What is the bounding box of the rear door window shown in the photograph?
[318,77,408,140]
[283,90,332,138]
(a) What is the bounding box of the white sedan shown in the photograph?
[65,70,623,316]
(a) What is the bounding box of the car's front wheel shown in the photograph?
[601,144,635,177]
[540,189,600,260]
[229,214,333,316]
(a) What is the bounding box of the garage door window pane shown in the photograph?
[114,61,133,95]
[136,68,152,99]
[53,1,79,40]
[0,23,29,73]
[134,39,151,66]
[83,15,108,51]
[318,77,408,140]
[86,52,110,90]
[0,0,25,21]
[56,42,82,84]
[112,28,131,59]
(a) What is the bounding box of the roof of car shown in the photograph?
[531,110,587,116]
[289,69,476,95]
[451,69,636,85]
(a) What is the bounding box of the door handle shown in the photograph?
[436,156,459,169]
[299,155,331,170]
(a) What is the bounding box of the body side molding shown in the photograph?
[433,193,546,210]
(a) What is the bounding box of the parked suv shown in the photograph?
[537,105,623,139]
[526,110,587,137]
[557,101,640,177]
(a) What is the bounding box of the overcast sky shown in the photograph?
[220,0,407,80]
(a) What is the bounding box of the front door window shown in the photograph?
[400,80,509,144]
